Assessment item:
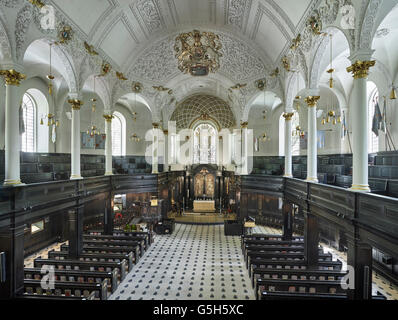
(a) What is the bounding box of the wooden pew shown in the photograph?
[87,230,153,246]
[251,267,347,288]
[255,278,345,300]
[24,267,118,293]
[19,292,96,300]
[23,278,108,300]
[60,244,140,263]
[242,239,305,252]
[84,234,148,251]
[33,257,127,281]
[47,249,134,272]
[248,258,343,278]
[259,290,387,301]
[83,238,145,256]
[242,244,323,258]
[259,291,347,300]
[246,251,332,269]
[241,234,303,247]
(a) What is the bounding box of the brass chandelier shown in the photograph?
[174,30,222,76]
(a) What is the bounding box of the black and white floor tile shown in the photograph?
[110,224,255,300]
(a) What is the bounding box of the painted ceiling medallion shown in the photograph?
[174,30,222,76]
[255,79,266,91]
[100,61,111,76]
[307,14,322,35]
[132,82,143,93]
[58,25,73,44]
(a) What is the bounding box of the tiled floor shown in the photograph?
[110,224,254,300]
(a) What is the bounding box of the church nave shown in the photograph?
[110,224,255,301]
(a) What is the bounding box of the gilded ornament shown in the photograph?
[84,42,98,56]
[346,60,376,79]
[0,69,26,86]
[68,99,83,110]
[304,96,320,107]
[58,25,73,44]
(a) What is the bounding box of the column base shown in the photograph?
[283,174,293,178]
[305,177,318,183]
[70,175,83,180]
[3,179,24,186]
[349,184,371,193]
[104,172,113,176]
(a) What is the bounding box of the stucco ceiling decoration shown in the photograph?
[128,31,267,84]
[170,94,236,129]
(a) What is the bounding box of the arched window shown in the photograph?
[112,111,126,156]
[367,82,379,153]
[193,123,217,164]
[21,93,36,153]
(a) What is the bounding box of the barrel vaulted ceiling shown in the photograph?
[49,0,315,86]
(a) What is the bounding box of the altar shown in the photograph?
[193,200,215,213]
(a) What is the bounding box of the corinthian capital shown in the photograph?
[0,69,26,86]
[304,96,320,108]
[346,60,376,79]
[68,99,84,110]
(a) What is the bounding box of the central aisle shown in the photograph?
[110,224,255,300]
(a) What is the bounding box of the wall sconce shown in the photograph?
[40,113,59,127]
[130,133,141,142]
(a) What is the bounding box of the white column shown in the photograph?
[152,123,159,174]
[347,60,375,192]
[0,70,26,186]
[305,96,320,182]
[240,122,249,175]
[283,112,294,178]
[104,114,113,175]
[69,99,83,180]
[163,130,169,172]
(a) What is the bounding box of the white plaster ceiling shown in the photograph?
[48,0,315,86]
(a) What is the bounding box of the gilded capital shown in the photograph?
[163,130,168,135]
[0,69,26,86]
[346,60,376,79]
[283,112,295,121]
[304,96,320,108]
[240,121,248,128]
[68,99,84,110]
[152,123,159,129]
[28,0,45,8]
[103,114,114,122]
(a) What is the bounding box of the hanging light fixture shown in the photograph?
[327,34,334,88]
[40,42,59,127]
[294,71,301,111]
[390,83,397,100]
[91,76,97,112]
